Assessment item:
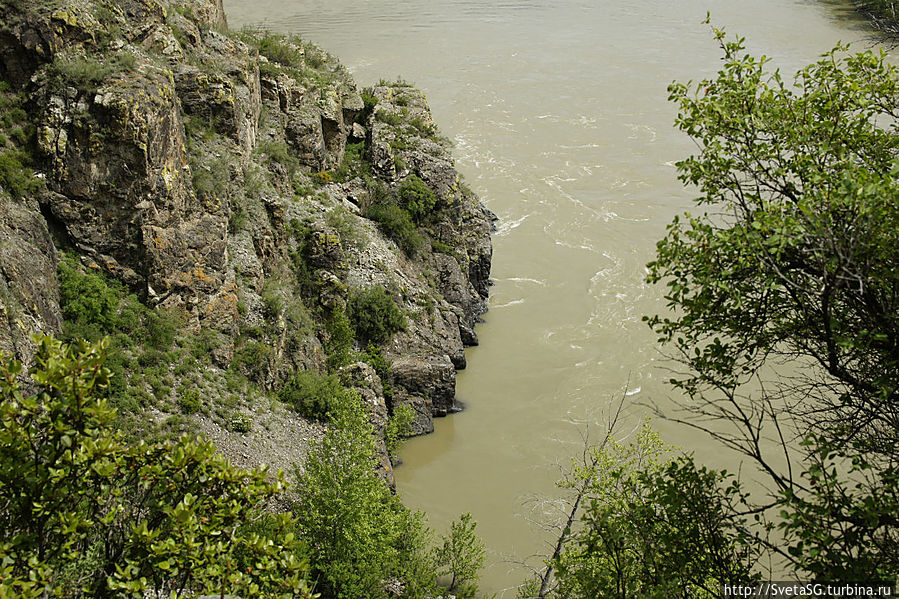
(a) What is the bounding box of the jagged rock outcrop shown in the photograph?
[0,0,492,476]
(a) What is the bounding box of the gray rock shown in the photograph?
[0,193,62,366]
[391,355,456,417]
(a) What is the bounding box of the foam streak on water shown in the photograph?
[225,0,871,594]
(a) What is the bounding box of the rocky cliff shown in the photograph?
[0,0,492,482]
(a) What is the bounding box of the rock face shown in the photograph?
[0,195,62,365]
[0,0,492,474]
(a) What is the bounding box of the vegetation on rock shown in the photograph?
[348,286,407,346]
[278,369,349,420]
[398,175,439,224]
[0,82,39,200]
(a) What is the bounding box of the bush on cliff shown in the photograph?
[57,254,121,332]
[348,286,407,345]
[253,33,304,68]
[365,201,427,256]
[57,255,185,426]
[278,368,348,420]
[325,306,356,371]
[0,336,315,598]
[0,150,40,200]
[398,175,438,224]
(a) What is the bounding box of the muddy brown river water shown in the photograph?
[224,0,875,593]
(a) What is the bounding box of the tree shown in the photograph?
[0,336,315,598]
[555,455,759,599]
[525,29,899,598]
[435,513,486,599]
[522,422,760,599]
[292,390,440,599]
[646,24,899,577]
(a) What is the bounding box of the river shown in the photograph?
[223,0,873,594]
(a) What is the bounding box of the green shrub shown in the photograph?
[57,255,121,331]
[384,403,414,456]
[191,156,230,200]
[189,327,224,361]
[0,150,40,200]
[302,41,327,69]
[177,388,201,414]
[143,309,177,351]
[231,341,271,381]
[0,108,25,129]
[9,128,26,146]
[228,200,247,232]
[326,207,363,249]
[183,114,218,144]
[313,170,334,185]
[431,240,454,255]
[325,307,355,371]
[348,287,406,346]
[287,218,321,299]
[398,175,438,223]
[259,140,300,177]
[244,164,267,198]
[228,411,253,433]
[49,53,137,93]
[56,255,186,422]
[361,345,393,400]
[252,32,303,67]
[334,141,367,182]
[278,369,347,420]
[147,374,168,399]
[375,110,404,126]
[365,202,427,256]
[137,348,163,367]
[285,296,314,334]
[358,91,378,124]
[261,280,285,318]
[57,259,176,352]
[378,77,414,88]
[409,116,435,137]
[435,513,486,599]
